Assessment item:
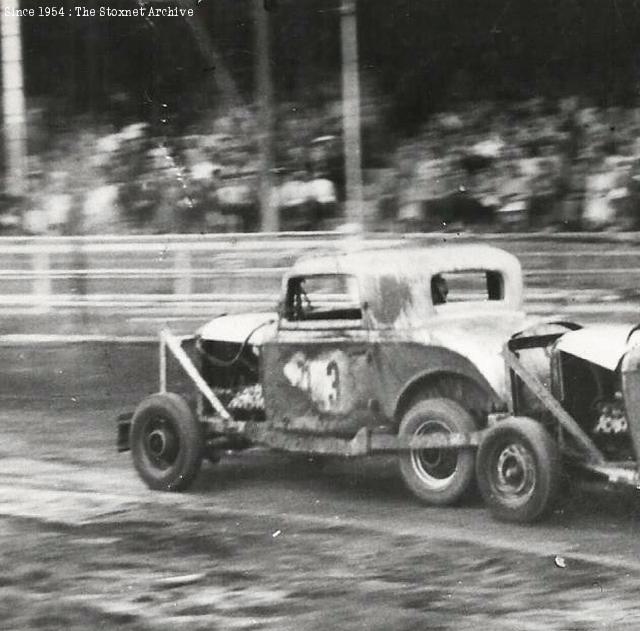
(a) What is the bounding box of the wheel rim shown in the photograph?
[141,416,180,470]
[490,441,536,507]
[410,419,458,490]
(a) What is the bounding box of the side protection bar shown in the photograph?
[160,328,232,421]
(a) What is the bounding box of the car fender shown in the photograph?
[371,342,503,424]
[198,312,278,345]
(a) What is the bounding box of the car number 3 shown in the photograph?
[326,360,340,407]
[283,351,347,412]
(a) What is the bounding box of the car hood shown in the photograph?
[554,324,640,371]
[420,311,531,400]
[198,312,278,345]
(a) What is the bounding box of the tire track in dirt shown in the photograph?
[3,470,640,631]
[2,453,640,575]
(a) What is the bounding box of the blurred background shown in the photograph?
[3,0,640,236]
[1,0,640,338]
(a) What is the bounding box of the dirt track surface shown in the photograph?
[4,406,640,630]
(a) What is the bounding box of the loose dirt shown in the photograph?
[2,404,640,630]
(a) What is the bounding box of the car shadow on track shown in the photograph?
[193,452,415,502]
[190,451,640,530]
[547,481,640,530]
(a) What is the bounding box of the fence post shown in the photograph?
[32,248,51,313]
[174,249,192,297]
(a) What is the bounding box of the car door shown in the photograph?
[261,273,375,436]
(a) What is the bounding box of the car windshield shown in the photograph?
[285,274,362,321]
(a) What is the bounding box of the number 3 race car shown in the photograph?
[117,243,640,522]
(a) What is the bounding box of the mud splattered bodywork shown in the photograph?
[198,244,528,436]
[123,244,640,516]
[121,244,551,507]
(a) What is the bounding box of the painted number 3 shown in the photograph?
[326,360,340,408]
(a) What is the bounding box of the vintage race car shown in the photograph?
[473,322,640,522]
[118,243,537,507]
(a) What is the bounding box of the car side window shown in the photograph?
[284,274,362,322]
[432,271,504,304]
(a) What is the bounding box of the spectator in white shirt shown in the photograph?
[307,173,337,228]
[279,170,312,231]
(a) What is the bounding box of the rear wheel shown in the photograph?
[476,417,561,523]
[130,393,203,491]
[398,398,477,506]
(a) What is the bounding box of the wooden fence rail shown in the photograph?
[0,231,638,335]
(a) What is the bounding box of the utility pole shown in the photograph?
[254,0,278,232]
[1,0,27,197]
[340,0,364,229]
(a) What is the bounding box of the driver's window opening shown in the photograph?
[431,271,504,304]
[285,274,362,321]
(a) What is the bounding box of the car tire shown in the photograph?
[476,417,561,523]
[398,398,477,506]
[130,392,203,492]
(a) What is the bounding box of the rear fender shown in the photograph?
[394,367,500,429]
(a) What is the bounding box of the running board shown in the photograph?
[203,416,485,456]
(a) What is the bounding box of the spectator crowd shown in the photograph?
[387,97,640,232]
[5,96,640,235]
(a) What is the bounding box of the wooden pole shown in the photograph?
[254,0,278,232]
[1,0,27,197]
[340,0,364,229]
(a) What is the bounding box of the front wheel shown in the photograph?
[398,398,477,506]
[130,392,203,492]
[476,417,561,523]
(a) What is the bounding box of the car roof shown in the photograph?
[290,243,521,279]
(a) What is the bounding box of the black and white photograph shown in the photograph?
[3,0,640,629]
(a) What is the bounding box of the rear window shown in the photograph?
[284,274,362,321]
[431,271,504,305]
